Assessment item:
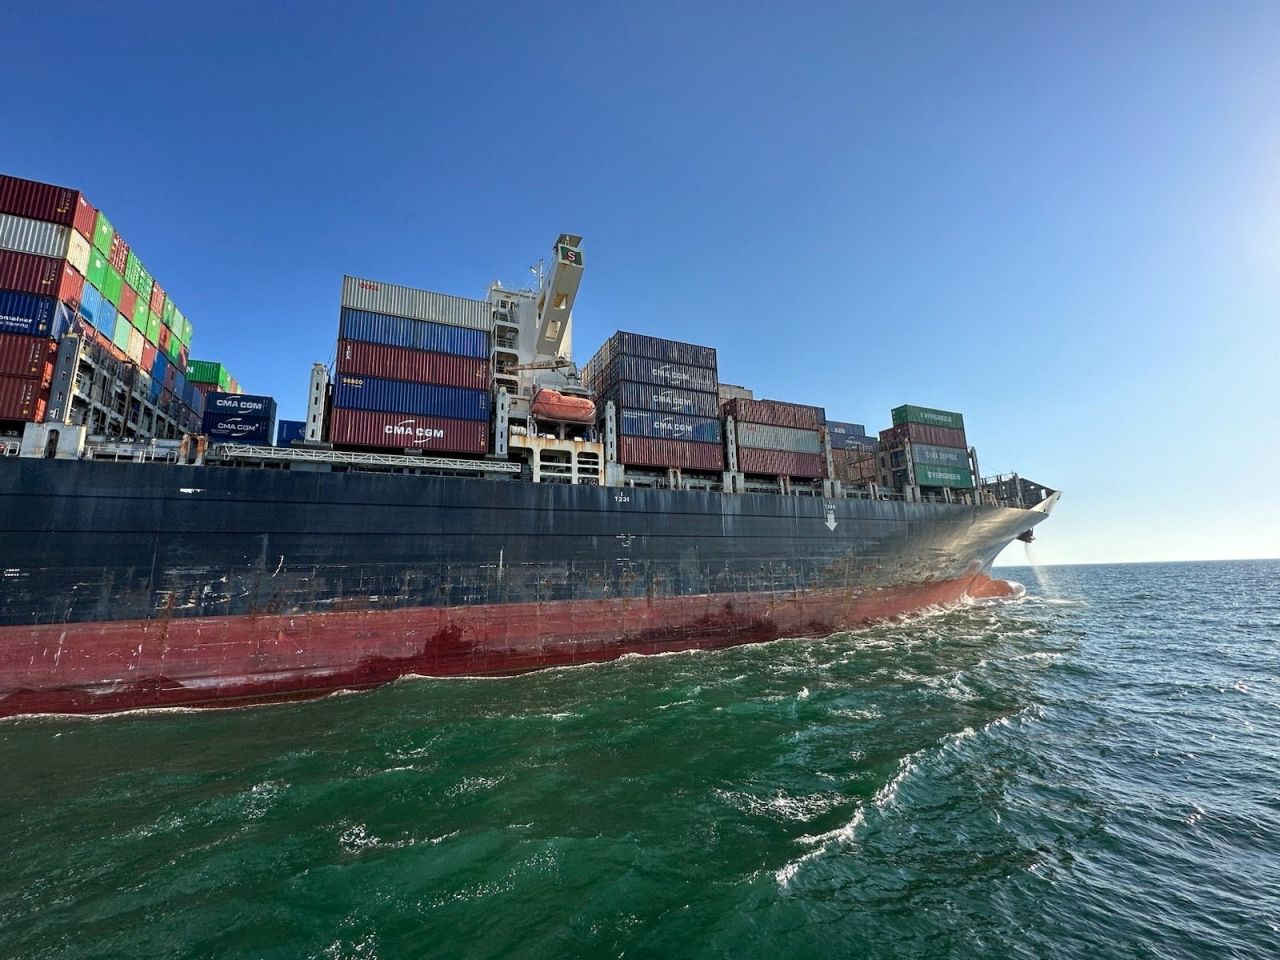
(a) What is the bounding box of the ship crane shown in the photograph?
[533,234,585,358]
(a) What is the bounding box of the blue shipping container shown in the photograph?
[618,355,718,394]
[339,307,489,359]
[332,374,491,421]
[276,419,306,446]
[78,284,104,329]
[202,413,273,445]
[204,391,278,420]
[0,291,72,339]
[825,420,870,450]
[619,408,722,443]
[99,300,116,338]
[615,331,717,370]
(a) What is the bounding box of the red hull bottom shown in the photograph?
[0,574,1021,718]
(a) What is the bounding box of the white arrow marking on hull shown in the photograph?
[825,510,838,531]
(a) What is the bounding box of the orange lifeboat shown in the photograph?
[531,388,596,424]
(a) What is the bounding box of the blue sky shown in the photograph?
[6,2,1278,564]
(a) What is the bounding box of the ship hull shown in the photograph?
[0,458,1045,717]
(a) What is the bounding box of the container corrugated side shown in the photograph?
[327,408,489,454]
[613,331,717,370]
[335,339,490,389]
[913,463,974,488]
[119,284,138,323]
[0,292,72,338]
[107,233,129,272]
[126,327,145,364]
[618,436,725,471]
[0,250,63,298]
[722,397,824,430]
[824,420,868,449]
[56,261,83,309]
[112,315,132,352]
[588,355,719,394]
[0,373,48,421]
[600,381,720,418]
[341,276,490,331]
[276,419,306,446]
[879,422,967,449]
[91,210,114,254]
[618,408,722,443]
[339,307,489,358]
[909,443,970,468]
[77,285,104,329]
[0,213,70,260]
[332,374,491,421]
[201,412,274,445]
[102,267,124,307]
[203,392,277,420]
[0,175,79,226]
[737,448,826,478]
[891,404,965,431]
[0,333,56,380]
[735,422,822,455]
[187,359,227,384]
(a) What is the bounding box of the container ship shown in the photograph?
[0,174,1057,718]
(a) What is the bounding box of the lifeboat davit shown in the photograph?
[531,388,596,424]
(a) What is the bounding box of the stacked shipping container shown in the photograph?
[880,405,973,489]
[584,331,725,471]
[0,173,203,427]
[330,275,492,454]
[202,393,277,446]
[722,397,827,478]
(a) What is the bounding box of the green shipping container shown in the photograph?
[181,316,193,345]
[910,443,970,468]
[102,267,124,306]
[162,296,176,327]
[892,404,965,431]
[112,314,131,352]
[92,211,115,254]
[219,369,232,391]
[134,263,154,301]
[187,359,224,384]
[86,249,108,289]
[123,251,142,289]
[131,304,149,334]
[145,310,160,344]
[171,307,188,346]
[165,333,181,363]
[914,463,974,489]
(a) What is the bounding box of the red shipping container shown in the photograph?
[328,407,489,453]
[107,233,129,272]
[0,250,62,298]
[878,422,966,449]
[149,282,165,315]
[158,324,171,352]
[737,448,826,478]
[618,436,725,471]
[56,260,84,308]
[178,345,188,372]
[0,334,56,380]
[0,175,79,226]
[335,339,490,389]
[118,283,136,320]
[72,194,96,239]
[0,373,49,422]
[722,397,824,430]
[141,343,157,372]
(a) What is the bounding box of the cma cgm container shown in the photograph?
[879,421,967,450]
[341,276,490,331]
[615,381,719,418]
[202,413,273,445]
[722,397,824,431]
[336,339,489,389]
[332,374,490,422]
[891,405,965,431]
[619,408,722,443]
[339,308,489,359]
[619,436,725,472]
[737,448,825,478]
[616,355,718,393]
[327,408,489,454]
[204,392,277,421]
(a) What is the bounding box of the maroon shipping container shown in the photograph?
[737,448,826,478]
[335,339,490,389]
[72,194,96,239]
[879,422,967,449]
[107,233,129,272]
[0,334,56,380]
[0,374,48,422]
[618,436,725,471]
[328,408,489,454]
[722,397,824,430]
[0,249,62,298]
[118,283,136,320]
[0,175,80,227]
[57,260,83,308]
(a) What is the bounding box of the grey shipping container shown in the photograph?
[0,213,70,260]
[589,354,719,393]
[606,380,720,418]
[735,421,823,455]
[341,275,490,331]
[824,420,868,449]
[910,443,970,468]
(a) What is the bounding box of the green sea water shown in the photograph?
[2,560,1278,959]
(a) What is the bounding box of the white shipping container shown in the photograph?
[66,230,90,276]
[0,212,70,259]
[127,328,145,364]
[736,421,823,455]
[341,275,490,331]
